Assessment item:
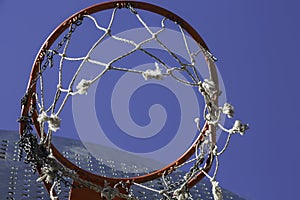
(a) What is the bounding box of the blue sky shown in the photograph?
[0,0,299,199]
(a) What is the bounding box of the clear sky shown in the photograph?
[0,0,299,199]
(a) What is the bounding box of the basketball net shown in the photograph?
[18,1,248,200]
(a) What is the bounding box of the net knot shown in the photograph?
[222,103,234,118]
[76,79,92,95]
[194,117,201,131]
[173,187,191,200]
[211,180,223,200]
[101,186,118,200]
[205,113,219,125]
[37,111,61,132]
[37,165,57,183]
[142,62,163,80]
[201,79,219,98]
[230,120,249,135]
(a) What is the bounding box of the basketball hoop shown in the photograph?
[18,1,248,200]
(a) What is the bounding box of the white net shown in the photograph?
[19,3,248,200]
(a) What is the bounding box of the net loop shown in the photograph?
[127,4,138,15]
[50,181,59,200]
[20,93,29,107]
[142,62,164,80]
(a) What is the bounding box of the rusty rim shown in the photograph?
[20,0,218,198]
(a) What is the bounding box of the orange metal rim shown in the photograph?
[19,0,216,196]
